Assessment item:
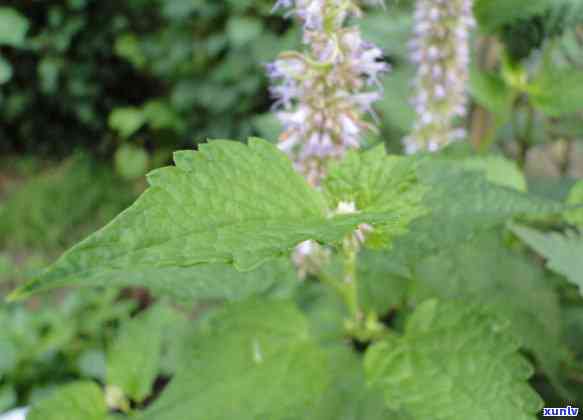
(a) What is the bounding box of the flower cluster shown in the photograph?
[268,0,389,186]
[403,0,475,154]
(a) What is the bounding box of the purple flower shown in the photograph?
[267,1,389,185]
[403,0,475,154]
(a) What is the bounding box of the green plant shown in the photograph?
[3,0,583,418]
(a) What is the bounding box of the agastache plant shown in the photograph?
[268,0,389,186]
[268,0,388,280]
[403,0,476,154]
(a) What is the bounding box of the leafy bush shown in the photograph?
[6,139,583,418]
[1,0,583,418]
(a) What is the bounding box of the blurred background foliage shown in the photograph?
[0,0,582,415]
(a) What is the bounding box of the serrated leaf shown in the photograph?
[138,298,330,420]
[511,224,583,296]
[390,160,565,262]
[365,300,543,420]
[27,381,107,420]
[412,230,562,379]
[0,8,29,47]
[10,139,425,300]
[323,147,428,248]
[566,180,583,226]
[107,304,171,403]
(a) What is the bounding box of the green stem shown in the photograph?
[342,235,361,320]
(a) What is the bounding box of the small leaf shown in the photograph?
[511,224,583,296]
[227,17,263,47]
[365,300,543,420]
[0,8,29,47]
[138,298,330,420]
[469,67,514,120]
[107,304,171,403]
[114,144,149,180]
[108,107,146,139]
[114,34,146,69]
[27,381,107,420]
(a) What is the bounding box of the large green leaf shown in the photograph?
[511,224,583,296]
[0,8,29,47]
[9,139,425,300]
[390,160,565,262]
[365,300,543,420]
[27,381,107,420]
[138,298,330,420]
[412,231,562,378]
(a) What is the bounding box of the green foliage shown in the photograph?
[566,180,583,226]
[9,139,426,300]
[323,147,428,247]
[390,159,564,262]
[455,155,527,191]
[0,8,29,47]
[27,381,107,420]
[114,144,149,181]
[4,1,583,415]
[530,67,583,117]
[139,298,330,420]
[511,224,583,296]
[474,0,550,33]
[365,300,543,420]
[310,347,404,419]
[107,304,170,403]
[0,288,135,405]
[0,156,136,250]
[0,0,299,154]
[412,231,562,378]
[469,68,514,121]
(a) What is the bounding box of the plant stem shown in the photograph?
[342,235,361,321]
